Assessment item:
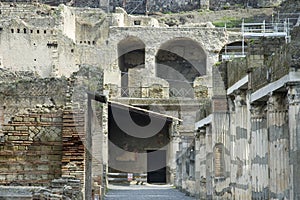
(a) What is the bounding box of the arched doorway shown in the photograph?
[118,37,145,97]
[156,38,207,98]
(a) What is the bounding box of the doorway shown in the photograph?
[147,150,166,183]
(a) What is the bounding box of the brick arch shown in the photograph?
[155,37,207,98]
[117,36,146,58]
[117,36,146,95]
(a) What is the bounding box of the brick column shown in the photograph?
[250,102,269,199]
[267,93,289,199]
[287,84,300,199]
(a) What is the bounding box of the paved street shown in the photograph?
[104,184,196,200]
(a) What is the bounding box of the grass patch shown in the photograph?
[213,17,254,28]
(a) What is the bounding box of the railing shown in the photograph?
[274,13,300,27]
[169,87,194,98]
[242,20,289,37]
[221,45,247,61]
[120,87,142,98]
[115,86,198,99]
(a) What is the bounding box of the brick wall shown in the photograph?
[0,111,63,186]
[61,108,85,184]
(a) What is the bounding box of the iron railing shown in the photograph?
[221,45,247,61]
[112,86,200,99]
[169,87,194,98]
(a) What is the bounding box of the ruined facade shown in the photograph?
[190,27,300,199]
[0,0,299,199]
[1,0,286,13]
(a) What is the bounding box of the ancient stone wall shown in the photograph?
[0,5,78,77]
[0,111,63,186]
[0,0,286,13]
[61,108,85,184]
[0,64,104,199]
[0,76,68,186]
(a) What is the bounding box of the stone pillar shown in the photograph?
[92,101,105,197]
[195,127,207,200]
[102,103,109,190]
[169,121,180,185]
[233,90,250,199]
[250,103,269,199]
[175,138,184,189]
[205,125,213,200]
[228,96,237,196]
[267,93,289,199]
[144,46,156,76]
[287,84,300,199]
[181,137,189,193]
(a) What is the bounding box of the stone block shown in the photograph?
[49,155,62,161]
[9,165,23,171]
[17,174,24,180]
[41,117,52,122]
[3,126,14,131]
[15,126,29,131]
[24,165,35,171]
[52,146,63,151]
[8,136,19,141]
[13,116,23,122]
[19,136,29,140]
[6,174,18,181]
[52,118,62,122]
[0,175,6,181]
[28,117,36,122]
[38,165,50,171]
[41,146,52,151]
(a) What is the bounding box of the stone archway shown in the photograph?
[118,36,146,97]
[155,37,207,98]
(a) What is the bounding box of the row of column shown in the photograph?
[194,83,300,199]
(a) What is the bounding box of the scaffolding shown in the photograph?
[222,13,299,61]
[221,44,247,61]
[123,0,146,14]
[242,20,290,42]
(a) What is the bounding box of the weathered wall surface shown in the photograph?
[0,77,68,186]
[0,0,287,13]
[0,63,104,199]
[0,5,77,77]
[192,23,300,199]
[0,111,63,186]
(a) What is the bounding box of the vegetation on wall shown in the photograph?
[212,17,254,28]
